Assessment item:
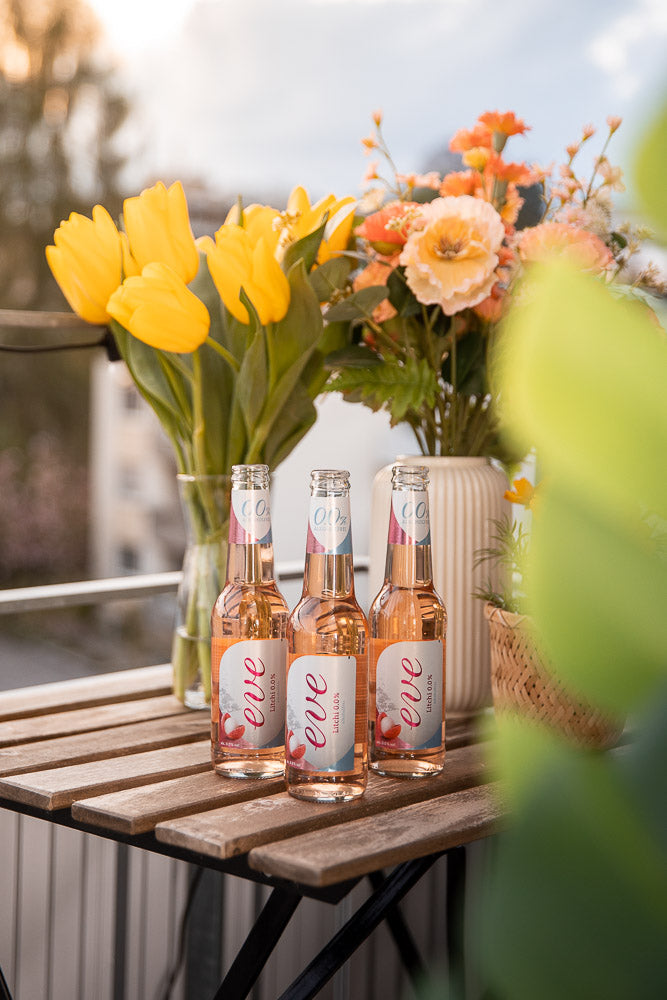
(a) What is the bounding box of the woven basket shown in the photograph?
[484,603,623,749]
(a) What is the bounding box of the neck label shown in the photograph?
[388,491,431,546]
[306,496,352,555]
[230,489,272,544]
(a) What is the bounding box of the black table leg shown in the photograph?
[278,852,443,1000]
[367,869,426,986]
[213,886,302,1000]
[0,964,13,1000]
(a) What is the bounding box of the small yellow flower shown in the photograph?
[46,206,136,323]
[207,224,290,325]
[107,263,210,352]
[504,477,538,510]
[462,147,490,171]
[123,180,199,283]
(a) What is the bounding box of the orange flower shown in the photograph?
[439,171,482,197]
[355,201,420,255]
[518,222,613,273]
[449,123,492,153]
[499,184,524,226]
[489,156,534,186]
[606,115,622,134]
[353,259,397,323]
[504,477,538,510]
[478,111,529,137]
[473,282,505,323]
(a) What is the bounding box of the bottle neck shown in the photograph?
[384,543,433,588]
[302,552,355,600]
[226,541,276,586]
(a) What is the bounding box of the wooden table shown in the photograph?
[0,664,501,1000]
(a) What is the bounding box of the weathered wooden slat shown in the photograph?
[155,742,489,860]
[0,695,190,747]
[0,713,208,778]
[249,782,502,886]
[72,769,285,835]
[0,741,213,810]
[0,664,173,722]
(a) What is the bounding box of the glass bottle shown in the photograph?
[369,465,447,777]
[286,470,368,802]
[210,464,288,778]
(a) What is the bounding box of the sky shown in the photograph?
[86,0,667,209]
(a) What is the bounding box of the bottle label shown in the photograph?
[388,490,431,546]
[373,639,444,750]
[229,489,272,544]
[212,637,286,749]
[306,496,352,555]
[286,654,356,772]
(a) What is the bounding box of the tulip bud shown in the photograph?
[107,263,210,352]
[123,181,199,284]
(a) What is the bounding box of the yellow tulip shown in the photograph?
[107,263,210,352]
[280,186,356,264]
[123,181,199,283]
[207,224,290,325]
[224,203,282,255]
[46,205,132,323]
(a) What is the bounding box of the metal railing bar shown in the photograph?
[0,558,370,615]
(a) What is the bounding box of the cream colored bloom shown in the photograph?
[399,196,505,315]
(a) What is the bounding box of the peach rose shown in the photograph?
[399,195,505,315]
[518,222,613,273]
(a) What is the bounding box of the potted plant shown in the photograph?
[476,477,623,748]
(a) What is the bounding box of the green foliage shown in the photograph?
[325,355,438,425]
[474,102,667,1000]
[324,285,389,323]
[474,515,530,613]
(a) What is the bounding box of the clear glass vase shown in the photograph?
[171,474,231,709]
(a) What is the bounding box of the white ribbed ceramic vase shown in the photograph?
[369,456,510,717]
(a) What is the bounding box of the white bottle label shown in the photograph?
[306,496,352,555]
[286,654,356,772]
[375,640,443,750]
[230,489,272,544]
[388,490,431,546]
[217,638,286,749]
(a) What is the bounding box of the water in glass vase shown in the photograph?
[369,465,447,777]
[211,465,288,779]
[286,470,368,802]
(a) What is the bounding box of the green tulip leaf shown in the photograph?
[236,322,267,444]
[263,381,317,469]
[265,260,323,388]
[308,255,354,302]
[324,286,389,323]
[387,267,421,317]
[282,218,326,274]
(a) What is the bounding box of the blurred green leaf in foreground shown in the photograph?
[467,102,667,1000]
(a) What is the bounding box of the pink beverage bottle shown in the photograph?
[369,464,447,777]
[286,470,369,802]
[211,464,288,778]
